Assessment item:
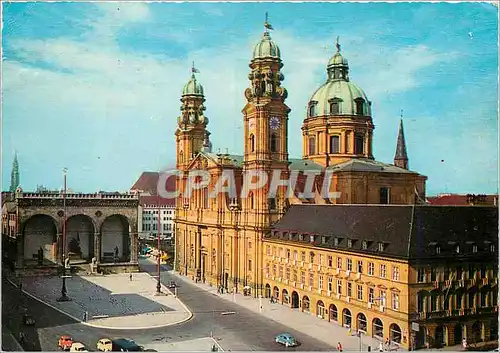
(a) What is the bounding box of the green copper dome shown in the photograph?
[328,52,348,66]
[252,31,281,60]
[182,75,204,96]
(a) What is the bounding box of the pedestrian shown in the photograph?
[337,342,343,352]
[378,342,384,352]
[19,332,25,345]
[129,273,132,281]
[384,338,390,351]
[462,338,468,350]
[83,311,88,322]
[270,296,274,303]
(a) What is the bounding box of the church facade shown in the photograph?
[174,24,427,299]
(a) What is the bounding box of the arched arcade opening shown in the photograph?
[23,215,58,263]
[101,215,131,262]
[66,215,95,261]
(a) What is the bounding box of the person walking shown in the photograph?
[378,341,384,352]
[337,342,343,352]
[129,273,132,281]
[462,338,468,351]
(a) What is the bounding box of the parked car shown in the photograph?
[58,335,73,351]
[111,338,142,352]
[168,281,177,288]
[97,338,112,351]
[275,333,298,347]
[23,313,35,325]
[70,342,88,352]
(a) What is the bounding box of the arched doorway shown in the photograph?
[342,308,352,328]
[265,284,271,298]
[453,323,463,345]
[291,291,299,308]
[373,318,384,339]
[302,296,310,312]
[357,313,367,333]
[316,300,325,319]
[66,215,95,261]
[329,304,338,322]
[471,321,483,343]
[390,323,402,344]
[415,326,427,349]
[101,215,130,262]
[435,325,445,347]
[273,286,280,300]
[282,289,289,304]
[23,215,57,263]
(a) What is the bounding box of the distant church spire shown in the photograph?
[394,111,409,170]
[9,152,20,192]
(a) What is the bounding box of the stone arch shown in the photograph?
[453,323,463,345]
[273,286,279,300]
[23,214,58,263]
[316,300,325,319]
[390,323,402,344]
[329,304,338,322]
[291,291,299,308]
[342,308,352,328]
[302,295,310,312]
[264,284,271,298]
[357,312,367,332]
[434,325,446,347]
[471,321,483,343]
[100,214,130,263]
[416,326,428,349]
[282,289,289,304]
[66,214,96,261]
[372,318,384,339]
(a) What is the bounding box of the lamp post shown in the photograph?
[155,176,162,295]
[57,167,71,302]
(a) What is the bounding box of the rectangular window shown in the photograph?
[347,282,352,297]
[301,252,306,262]
[328,276,333,291]
[392,266,400,281]
[378,243,385,252]
[330,135,340,154]
[286,249,290,259]
[368,262,374,276]
[293,270,298,282]
[337,279,342,295]
[355,135,364,154]
[269,198,276,210]
[273,264,277,276]
[203,188,209,209]
[431,268,437,281]
[380,290,387,307]
[417,268,425,282]
[337,257,342,269]
[272,247,276,256]
[328,256,333,267]
[334,238,339,246]
[357,285,363,301]
[392,293,400,310]
[380,264,387,278]
[319,254,324,266]
[380,187,390,204]
[309,272,314,287]
[347,258,353,271]
[357,260,363,273]
[265,263,270,275]
[285,267,290,280]
[319,276,324,290]
[362,241,368,250]
[347,239,353,248]
[279,266,283,278]
[472,245,478,253]
[309,136,316,155]
[301,271,305,284]
[248,259,252,271]
[330,102,340,115]
[369,288,374,303]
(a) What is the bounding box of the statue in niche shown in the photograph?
[68,232,82,256]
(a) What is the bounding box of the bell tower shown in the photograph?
[175,64,209,171]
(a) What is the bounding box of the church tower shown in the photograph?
[242,14,290,214]
[394,118,409,170]
[175,64,209,171]
[9,152,20,192]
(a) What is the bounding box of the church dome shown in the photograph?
[182,75,204,96]
[252,32,281,60]
[308,39,371,117]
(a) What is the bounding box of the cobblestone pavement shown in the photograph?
[136,336,223,351]
[155,259,399,352]
[21,272,191,329]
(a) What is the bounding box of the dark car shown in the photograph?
[23,313,35,325]
[111,339,142,352]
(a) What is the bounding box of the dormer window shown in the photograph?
[321,236,327,244]
[354,98,364,116]
[347,239,353,248]
[330,101,340,115]
[309,103,317,117]
[362,241,368,250]
[455,245,460,253]
[298,234,304,241]
[288,233,293,241]
[310,235,315,243]
[472,245,478,253]
[435,246,441,254]
[491,245,496,252]
[334,238,339,246]
[378,243,385,252]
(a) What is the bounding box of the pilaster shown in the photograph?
[94,232,101,263]
[130,232,138,263]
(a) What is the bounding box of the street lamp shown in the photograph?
[155,172,162,295]
[57,167,71,302]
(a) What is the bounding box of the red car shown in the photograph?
[58,335,73,351]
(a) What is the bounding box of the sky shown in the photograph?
[2,2,498,195]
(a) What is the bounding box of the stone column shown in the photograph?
[94,232,101,264]
[55,233,62,263]
[130,232,138,263]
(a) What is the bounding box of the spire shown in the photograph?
[394,111,409,170]
[264,12,274,32]
[9,151,20,192]
[191,61,200,78]
[336,36,341,53]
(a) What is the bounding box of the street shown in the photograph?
[2,265,336,351]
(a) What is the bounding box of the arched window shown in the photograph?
[355,134,364,154]
[308,136,316,155]
[270,133,278,152]
[249,134,255,152]
[355,99,364,116]
[330,101,340,115]
[309,103,317,117]
[179,151,184,163]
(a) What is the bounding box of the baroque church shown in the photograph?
[174,22,427,295]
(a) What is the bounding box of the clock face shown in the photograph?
[270,116,280,130]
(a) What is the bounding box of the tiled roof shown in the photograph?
[130,171,176,199]
[140,195,175,207]
[327,158,417,174]
[269,204,498,262]
[426,194,498,206]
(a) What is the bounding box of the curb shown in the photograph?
[5,275,193,331]
[211,337,225,352]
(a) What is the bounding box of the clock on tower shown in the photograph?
[269,116,280,130]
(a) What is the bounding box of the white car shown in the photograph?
[70,342,88,352]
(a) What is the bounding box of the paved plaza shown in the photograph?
[21,272,191,329]
[136,336,223,352]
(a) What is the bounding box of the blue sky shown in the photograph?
[2,2,498,195]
